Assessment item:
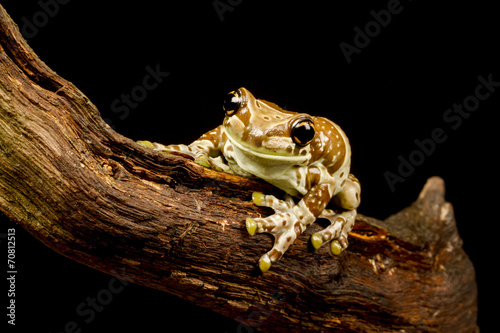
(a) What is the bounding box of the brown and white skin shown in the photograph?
[139,88,360,272]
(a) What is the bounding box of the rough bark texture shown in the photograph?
[0,5,478,332]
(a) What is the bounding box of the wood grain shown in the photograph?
[0,5,478,332]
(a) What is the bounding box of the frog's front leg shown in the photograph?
[246,183,332,273]
[137,125,230,172]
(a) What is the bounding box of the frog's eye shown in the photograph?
[223,90,242,116]
[291,118,315,146]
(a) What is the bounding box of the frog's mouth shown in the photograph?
[225,130,310,163]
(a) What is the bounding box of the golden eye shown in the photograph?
[223,90,242,116]
[291,118,315,146]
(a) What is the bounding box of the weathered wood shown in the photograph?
[0,5,478,332]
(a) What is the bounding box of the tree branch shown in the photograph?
[0,5,477,332]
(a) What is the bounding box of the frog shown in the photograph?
[138,88,360,272]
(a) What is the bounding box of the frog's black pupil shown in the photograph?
[292,120,315,145]
[223,91,241,116]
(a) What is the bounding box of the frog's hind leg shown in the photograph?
[311,209,356,255]
[311,175,360,255]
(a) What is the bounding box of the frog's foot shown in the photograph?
[246,192,303,273]
[204,156,233,173]
[311,209,356,255]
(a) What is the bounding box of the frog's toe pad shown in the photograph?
[258,254,272,273]
[246,218,257,236]
[311,233,323,249]
[330,240,343,256]
[137,140,154,148]
[251,192,265,206]
[194,158,211,168]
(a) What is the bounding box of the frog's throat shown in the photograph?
[225,131,310,163]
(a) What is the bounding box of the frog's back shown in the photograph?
[310,116,351,175]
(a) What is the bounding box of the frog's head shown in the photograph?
[222,88,315,164]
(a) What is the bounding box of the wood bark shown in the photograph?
[0,5,478,332]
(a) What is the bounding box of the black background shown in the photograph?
[1,0,498,332]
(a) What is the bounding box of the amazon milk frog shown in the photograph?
[138,88,360,272]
